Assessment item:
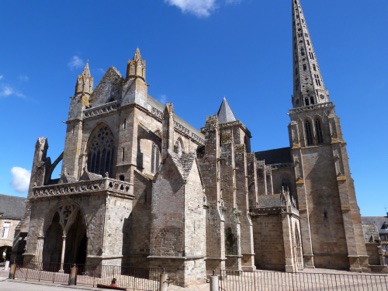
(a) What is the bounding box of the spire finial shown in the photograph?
[292,0,329,108]
[134,48,142,61]
[82,61,91,77]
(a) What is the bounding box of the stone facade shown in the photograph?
[18,0,370,287]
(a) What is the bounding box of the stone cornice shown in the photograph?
[30,178,133,200]
[83,100,121,119]
[150,105,205,145]
[288,102,334,116]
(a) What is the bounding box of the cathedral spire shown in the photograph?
[292,0,329,108]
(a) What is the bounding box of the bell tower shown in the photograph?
[289,0,369,271]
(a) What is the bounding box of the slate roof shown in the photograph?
[362,216,388,235]
[257,194,283,208]
[255,147,292,165]
[217,97,237,124]
[0,194,26,220]
[169,152,196,180]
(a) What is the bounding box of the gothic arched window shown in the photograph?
[315,118,324,144]
[305,120,313,146]
[87,126,115,176]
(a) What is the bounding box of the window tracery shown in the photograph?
[305,119,313,146]
[87,126,115,176]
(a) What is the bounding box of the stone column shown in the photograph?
[282,211,296,272]
[59,235,66,272]
[378,246,386,266]
[35,236,44,269]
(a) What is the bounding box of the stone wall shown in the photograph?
[122,170,152,267]
[103,195,133,264]
[365,243,380,266]
[252,214,285,271]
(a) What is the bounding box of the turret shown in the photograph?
[126,48,146,81]
[217,97,237,124]
[122,49,148,107]
[75,62,94,97]
[69,63,94,120]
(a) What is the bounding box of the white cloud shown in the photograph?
[0,85,14,97]
[68,56,84,70]
[10,167,31,193]
[0,84,25,98]
[165,0,217,17]
[164,0,243,17]
[0,75,26,98]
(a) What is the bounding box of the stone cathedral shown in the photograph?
[15,0,370,286]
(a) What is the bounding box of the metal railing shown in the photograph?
[13,262,160,290]
[218,269,388,291]
[11,262,388,290]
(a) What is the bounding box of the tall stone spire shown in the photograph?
[292,0,329,108]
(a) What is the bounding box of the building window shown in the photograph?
[151,143,160,174]
[305,120,313,146]
[313,64,317,71]
[1,222,10,238]
[303,64,307,71]
[87,126,115,176]
[315,119,324,144]
[314,74,321,86]
[300,48,305,56]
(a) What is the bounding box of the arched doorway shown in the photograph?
[43,212,62,271]
[64,211,87,266]
[42,204,87,272]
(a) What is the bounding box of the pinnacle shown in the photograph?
[133,48,142,61]
[82,62,91,77]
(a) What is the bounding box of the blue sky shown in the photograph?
[0,0,387,216]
